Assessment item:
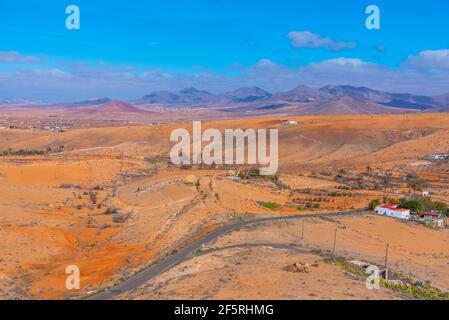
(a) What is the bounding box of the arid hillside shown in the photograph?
[118,213,449,300]
[3,113,449,172]
[1,113,449,299]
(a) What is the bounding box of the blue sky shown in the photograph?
[1,0,449,101]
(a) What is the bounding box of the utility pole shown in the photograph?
[301,221,304,241]
[384,243,389,280]
[332,228,337,256]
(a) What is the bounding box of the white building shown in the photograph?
[375,204,410,220]
[423,212,445,228]
[427,154,449,160]
[281,120,298,125]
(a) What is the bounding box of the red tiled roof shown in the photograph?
[379,204,409,212]
[380,204,398,209]
[424,212,441,217]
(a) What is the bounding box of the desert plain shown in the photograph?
[1,109,449,300]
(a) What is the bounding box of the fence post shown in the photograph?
[301,221,304,240]
[332,228,337,255]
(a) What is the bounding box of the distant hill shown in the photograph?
[138,87,217,106]
[135,84,447,113]
[64,97,112,107]
[433,93,449,110]
[139,86,273,107]
[83,100,147,115]
[220,87,272,104]
[7,85,449,116]
[139,90,181,105]
[271,85,329,103]
[319,85,438,110]
[178,87,217,104]
[297,95,416,115]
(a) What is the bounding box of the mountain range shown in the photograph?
[136,86,273,106]
[134,85,449,114]
[2,85,449,116]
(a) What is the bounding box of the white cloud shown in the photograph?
[299,58,449,95]
[2,54,449,101]
[288,31,356,51]
[16,68,72,78]
[405,49,449,70]
[310,58,369,68]
[0,51,40,63]
[254,58,280,69]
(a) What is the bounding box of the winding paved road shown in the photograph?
[88,210,364,300]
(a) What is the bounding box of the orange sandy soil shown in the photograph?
[0,161,304,299]
[119,213,449,300]
[1,113,449,299]
[117,246,404,300]
[211,214,449,290]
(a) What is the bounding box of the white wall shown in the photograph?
[376,207,410,220]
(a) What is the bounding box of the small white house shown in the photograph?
[375,204,410,220]
[281,120,298,125]
[427,154,449,160]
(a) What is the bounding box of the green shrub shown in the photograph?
[368,199,381,211]
[257,201,280,210]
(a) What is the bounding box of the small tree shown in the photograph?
[368,199,381,211]
[382,176,391,191]
[419,196,434,212]
[432,201,448,214]
[356,176,364,188]
[399,199,424,214]
[382,196,398,204]
[407,179,428,193]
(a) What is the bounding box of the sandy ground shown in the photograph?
[118,246,404,300]
[119,213,449,300]
[211,214,449,290]
[1,113,449,299]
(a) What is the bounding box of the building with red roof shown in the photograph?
[423,211,445,228]
[375,204,411,220]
